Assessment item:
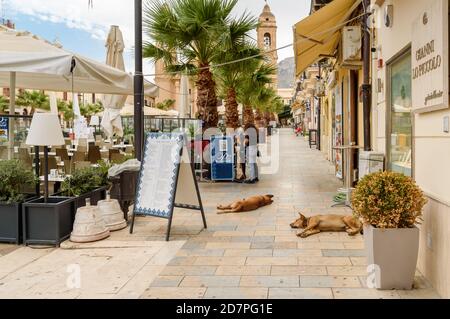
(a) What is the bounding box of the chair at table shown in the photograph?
[77,145,88,154]
[40,156,57,176]
[109,149,120,161]
[110,152,125,164]
[88,146,101,164]
[74,161,91,170]
[56,148,70,161]
[95,134,102,142]
[72,151,86,162]
[64,160,75,175]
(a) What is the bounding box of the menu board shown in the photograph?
[0,117,9,141]
[134,133,184,218]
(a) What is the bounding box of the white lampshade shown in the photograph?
[90,115,100,126]
[26,113,65,146]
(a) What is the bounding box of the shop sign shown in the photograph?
[411,0,449,113]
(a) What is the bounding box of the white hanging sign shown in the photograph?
[411,0,449,113]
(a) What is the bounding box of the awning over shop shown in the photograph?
[293,0,361,77]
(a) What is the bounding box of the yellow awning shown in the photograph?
[294,0,362,77]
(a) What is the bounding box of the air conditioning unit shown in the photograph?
[341,26,362,68]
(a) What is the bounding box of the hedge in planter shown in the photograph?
[60,163,110,209]
[0,160,37,244]
[352,171,427,290]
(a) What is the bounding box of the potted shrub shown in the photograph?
[0,160,37,244]
[352,171,427,290]
[60,164,110,210]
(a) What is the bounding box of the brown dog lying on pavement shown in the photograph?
[290,213,362,238]
[217,195,274,214]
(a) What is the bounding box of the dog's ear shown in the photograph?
[267,195,274,198]
[298,212,306,219]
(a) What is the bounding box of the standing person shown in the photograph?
[235,126,246,182]
[244,124,259,184]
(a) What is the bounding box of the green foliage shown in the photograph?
[0,95,9,114]
[237,63,276,107]
[0,160,37,204]
[352,171,427,229]
[61,164,111,197]
[156,99,176,110]
[81,101,104,117]
[16,90,50,113]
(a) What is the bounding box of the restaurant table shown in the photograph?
[331,145,363,208]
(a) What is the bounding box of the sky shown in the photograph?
[4,0,310,79]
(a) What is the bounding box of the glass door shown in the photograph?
[387,51,413,177]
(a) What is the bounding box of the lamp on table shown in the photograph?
[26,113,65,203]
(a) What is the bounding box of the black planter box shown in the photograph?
[0,196,37,245]
[73,186,108,210]
[22,197,76,247]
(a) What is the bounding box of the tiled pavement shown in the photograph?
[0,129,440,299]
[141,129,440,299]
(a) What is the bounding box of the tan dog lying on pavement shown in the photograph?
[217,195,274,214]
[290,213,362,238]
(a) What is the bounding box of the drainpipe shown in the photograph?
[362,0,372,151]
[134,0,144,161]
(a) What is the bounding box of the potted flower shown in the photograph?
[0,160,37,244]
[352,171,427,290]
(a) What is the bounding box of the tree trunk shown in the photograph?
[255,109,264,128]
[264,111,271,126]
[196,66,218,129]
[225,87,239,129]
[243,104,255,127]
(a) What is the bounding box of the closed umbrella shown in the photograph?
[179,74,189,119]
[101,26,126,138]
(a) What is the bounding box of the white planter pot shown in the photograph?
[364,224,419,290]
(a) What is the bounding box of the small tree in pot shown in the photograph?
[352,171,427,290]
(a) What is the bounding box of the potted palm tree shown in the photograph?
[0,160,37,244]
[352,171,427,290]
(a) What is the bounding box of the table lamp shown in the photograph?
[90,115,100,133]
[26,113,65,203]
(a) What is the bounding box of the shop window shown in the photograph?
[387,51,413,177]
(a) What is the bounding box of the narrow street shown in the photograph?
[0,129,438,299]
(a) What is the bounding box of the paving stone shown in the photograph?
[194,257,246,266]
[327,266,368,276]
[322,250,366,257]
[273,249,322,257]
[300,276,362,288]
[332,288,401,299]
[205,242,251,250]
[271,266,327,276]
[215,266,271,276]
[297,257,352,266]
[240,276,299,288]
[224,249,273,257]
[246,257,297,266]
[180,276,240,288]
[149,276,184,287]
[160,266,217,276]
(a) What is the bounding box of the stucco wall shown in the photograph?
[372,0,450,298]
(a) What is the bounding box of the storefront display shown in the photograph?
[334,85,343,179]
[388,52,413,177]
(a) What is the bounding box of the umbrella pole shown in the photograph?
[8,72,16,160]
[134,0,144,161]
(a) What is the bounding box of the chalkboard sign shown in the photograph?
[211,135,235,181]
[130,133,207,241]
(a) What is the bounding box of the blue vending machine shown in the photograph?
[210,135,234,181]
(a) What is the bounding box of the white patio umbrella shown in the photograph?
[179,74,190,119]
[101,25,126,138]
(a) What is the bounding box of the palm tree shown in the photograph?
[16,90,50,115]
[0,96,9,114]
[143,0,240,129]
[213,15,259,129]
[237,63,276,127]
